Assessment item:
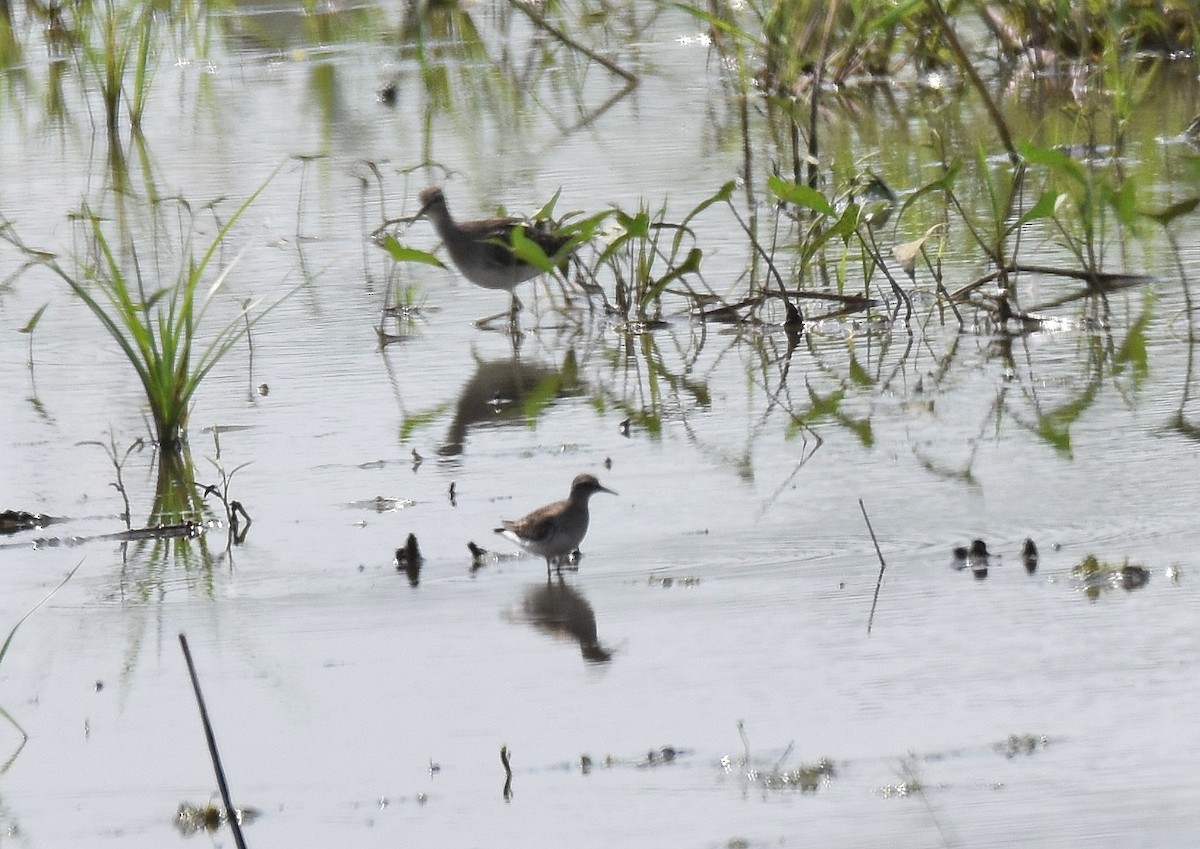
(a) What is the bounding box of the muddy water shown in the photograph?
[2,1,1200,847]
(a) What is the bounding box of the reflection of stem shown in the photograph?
[861,499,886,635]
[861,225,911,326]
[549,79,637,136]
[508,0,637,85]
[924,0,1017,163]
[725,202,794,322]
[806,0,839,188]
[1165,228,1200,436]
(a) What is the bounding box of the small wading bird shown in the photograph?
[495,474,617,576]
[415,187,574,325]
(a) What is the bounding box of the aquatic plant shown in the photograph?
[584,186,734,323]
[10,168,285,454]
[78,431,146,528]
[197,429,253,548]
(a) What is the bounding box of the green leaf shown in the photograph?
[1104,180,1139,227]
[616,209,651,238]
[672,181,735,257]
[1015,191,1064,229]
[509,226,560,273]
[639,248,702,310]
[398,403,450,441]
[0,561,81,670]
[1018,141,1086,185]
[1113,298,1151,385]
[768,176,836,216]
[897,160,961,224]
[672,2,761,45]
[1143,197,1199,226]
[532,188,563,221]
[379,234,447,269]
[827,202,861,245]
[19,303,48,334]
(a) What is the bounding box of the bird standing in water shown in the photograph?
[495,474,617,576]
[415,187,574,325]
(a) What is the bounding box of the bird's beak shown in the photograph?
[414,197,437,221]
[599,485,617,496]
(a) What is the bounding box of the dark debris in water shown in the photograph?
[722,754,836,793]
[996,733,1050,758]
[352,495,415,513]
[637,746,685,767]
[394,533,422,586]
[950,537,1044,578]
[878,777,925,798]
[648,573,701,588]
[951,538,994,578]
[578,746,689,773]
[174,802,260,835]
[758,759,836,792]
[1072,555,1151,597]
[1022,537,1039,573]
[3,520,204,551]
[0,509,67,535]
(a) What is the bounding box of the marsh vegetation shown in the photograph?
[1,0,1198,846]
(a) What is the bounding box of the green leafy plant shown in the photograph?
[23,167,287,454]
[585,188,726,322]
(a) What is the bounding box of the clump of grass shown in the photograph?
[581,185,738,323]
[18,168,285,454]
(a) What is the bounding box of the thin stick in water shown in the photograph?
[861,499,887,635]
[500,745,514,801]
[179,633,248,849]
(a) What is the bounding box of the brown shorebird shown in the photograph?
[495,474,616,575]
[416,186,573,324]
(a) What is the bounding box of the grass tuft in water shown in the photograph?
[22,167,287,454]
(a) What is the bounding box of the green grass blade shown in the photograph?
[19,303,49,334]
[0,561,82,669]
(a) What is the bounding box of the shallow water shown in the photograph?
[3,1,1200,846]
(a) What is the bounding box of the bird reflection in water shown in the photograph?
[520,578,612,662]
[394,533,422,586]
[439,350,579,456]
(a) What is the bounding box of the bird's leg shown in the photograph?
[474,308,513,329]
